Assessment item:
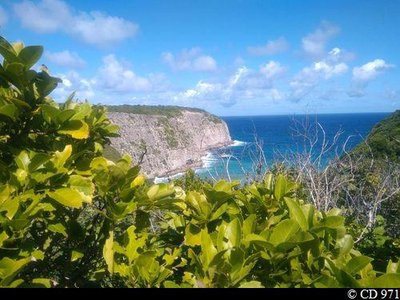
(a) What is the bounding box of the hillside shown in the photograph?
[106,105,232,177]
[352,110,400,161]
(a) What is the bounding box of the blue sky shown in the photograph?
[0,0,399,116]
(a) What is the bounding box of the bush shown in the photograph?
[0,36,399,288]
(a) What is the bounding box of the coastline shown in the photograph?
[152,139,234,182]
[151,139,251,183]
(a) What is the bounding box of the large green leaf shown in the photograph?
[200,229,217,267]
[239,281,264,288]
[373,273,400,288]
[103,231,114,274]
[47,188,84,208]
[269,219,300,246]
[274,174,296,201]
[285,198,308,231]
[18,46,43,69]
[243,214,256,237]
[337,235,354,256]
[35,71,62,96]
[225,218,242,248]
[0,36,18,63]
[58,120,90,139]
[185,223,202,246]
[344,256,373,275]
[0,104,18,120]
[0,257,31,287]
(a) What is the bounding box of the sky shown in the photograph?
[0,0,399,116]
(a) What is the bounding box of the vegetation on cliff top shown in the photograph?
[106,104,222,123]
[0,36,399,288]
[351,110,400,162]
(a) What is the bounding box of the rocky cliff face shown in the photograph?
[108,110,232,177]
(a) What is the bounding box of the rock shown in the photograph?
[108,109,232,178]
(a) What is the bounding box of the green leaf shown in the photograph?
[71,250,84,262]
[0,104,18,120]
[345,256,373,275]
[68,175,94,202]
[47,188,84,208]
[15,150,30,171]
[0,36,18,63]
[29,153,51,172]
[41,104,60,124]
[337,235,354,256]
[58,120,90,139]
[147,183,175,201]
[315,215,344,230]
[53,145,72,169]
[57,109,77,123]
[373,273,400,288]
[225,217,242,248]
[0,231,8,248]
[0,257,31,287]
[185,223,202,246]
[18,46,43,69]
[48,223,67,237]
[243,214,256,237]
[0,197,20,220]
[163,281,182,288]
[200,229,217,267]
[31,278,52,288]
[274,174,296,201]
[35,71,62,97]
[285,198,308,231]
[239,281,264,288]
[387,260,400,274]
[103,231,114,274]
[70,103,92,121]
[269,219,300,246]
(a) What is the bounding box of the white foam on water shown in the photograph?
[154,172,184,184]
[201,152,219,169]
[231,140,247,147]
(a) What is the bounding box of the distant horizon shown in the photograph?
[219,110,393,118]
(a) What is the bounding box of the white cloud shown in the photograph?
[162,48,217,72]
[71,12,138,47]
[0,6,8,28]
[96,54,162,93]
[51,54,169,103]
[290,48,348,100]
[302,22,340,58]
[174,61,286,107]
[352,59,393,82]
[248,37,289,56]
[349,59,394,97]
[13,0,138,47]
[45,50,86,69]
[260,61,286,80]
[54,71,96,101]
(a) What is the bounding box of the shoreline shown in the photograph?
[153,140,245,183]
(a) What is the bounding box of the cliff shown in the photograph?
[107,106,232,178]
[351,110,400,162]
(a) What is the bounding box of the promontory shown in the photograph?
[106,105,233,178]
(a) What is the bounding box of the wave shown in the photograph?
[154,172,184,184]
[231,140,247,147]
[201,152,219,168]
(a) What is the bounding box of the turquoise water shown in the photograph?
[196,113,390,180]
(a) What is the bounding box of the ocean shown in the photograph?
[195,112,390,181]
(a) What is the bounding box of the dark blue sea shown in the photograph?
[196,113,390,181]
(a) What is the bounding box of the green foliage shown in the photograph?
[0,36,399,288]
[106,104,221,122]
[352,111,400,162]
